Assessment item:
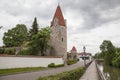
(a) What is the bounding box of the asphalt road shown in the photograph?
[0,61,85,80]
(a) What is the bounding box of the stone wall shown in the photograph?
[0,56,64,69]
[50,25,67,64]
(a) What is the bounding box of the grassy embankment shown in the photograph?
[0,67,46,76]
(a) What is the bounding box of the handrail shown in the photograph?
[95,61,107,80]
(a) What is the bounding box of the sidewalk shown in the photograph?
[80,61,99,80]
[0,61,85,80]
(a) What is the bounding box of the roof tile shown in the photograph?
[51,5,65,27]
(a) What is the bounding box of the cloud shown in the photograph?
[68,19,120,53]
[61,0,120,31]
[0,0,120,54]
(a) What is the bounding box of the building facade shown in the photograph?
[78,52,92,61]
[68,46,78,60]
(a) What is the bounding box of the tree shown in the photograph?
[100,40,116,65]
[116,47,120,53]
[112,52,120,68]
[29,17,39,36]
[3,24,28,47]
[112,48,120,68]
[94,52,104,59]
[28,27,50,56]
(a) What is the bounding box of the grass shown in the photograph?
[38,67,85,80]
[0,67,47,76]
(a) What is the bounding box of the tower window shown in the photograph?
[62,38,63,42]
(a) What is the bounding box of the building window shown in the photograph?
[62,38,63,42]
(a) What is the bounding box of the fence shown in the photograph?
[95,61,107,80]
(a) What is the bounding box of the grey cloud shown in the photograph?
[61,0,120,30]
[0,0,56,23]
[1,0,120,31]
[0,0,120,53]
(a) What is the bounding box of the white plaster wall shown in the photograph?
[0,57,64,69]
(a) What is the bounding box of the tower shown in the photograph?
[50,5,67,60]
[70,46,77,60]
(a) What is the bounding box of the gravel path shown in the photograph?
[0,61,85,80]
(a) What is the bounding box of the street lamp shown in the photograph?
[0,26,3,29]
[83,46,86,67]
[83,46,86,53]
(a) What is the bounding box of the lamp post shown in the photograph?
[83,46,86,67]
[0,26,3,29]
[83,46,86,53]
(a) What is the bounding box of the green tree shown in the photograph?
[94,52,104,59]
[29,17,39,36]
[116,47,120,53]
[3,24,28,47]
[28,27,50,56]
[100,40,116,65]
[112,52,120,68]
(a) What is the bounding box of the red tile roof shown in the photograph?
[51,5,65,27]
[71,46,77,51]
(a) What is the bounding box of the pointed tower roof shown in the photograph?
[51,5,66,27]
[71,46,77,52]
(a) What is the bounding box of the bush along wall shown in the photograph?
[67,60,78,65]
[38,67,85,80]
[4,48,15,55]
[18,49,30,55]
[48,63,64,68]
[0,49,4,54]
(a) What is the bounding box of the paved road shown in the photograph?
[0,61,85,80]
[80,61,99,80]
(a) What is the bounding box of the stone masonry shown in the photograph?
[50,5,67,62]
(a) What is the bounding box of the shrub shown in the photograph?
[48,63,55,67]
[55,64,64,67]
[0,49,4,54]
[48,63,64,68]
[18,49,29,55]
[38,67,85,80]
[67,60,77,65]
[4,48,15,55]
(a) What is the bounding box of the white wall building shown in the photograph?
[78,52,92,61]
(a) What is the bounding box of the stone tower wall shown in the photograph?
[50,24,67,58]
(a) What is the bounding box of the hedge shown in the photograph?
[4,48,15,55]
[0,49,4,54]
[18,49,30,55]
[38,67,85,80]
[48,63,64,68]
[67,60,78,65]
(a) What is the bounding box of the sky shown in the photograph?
[0,0,120,55]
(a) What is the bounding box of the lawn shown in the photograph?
[0,67,47,76]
